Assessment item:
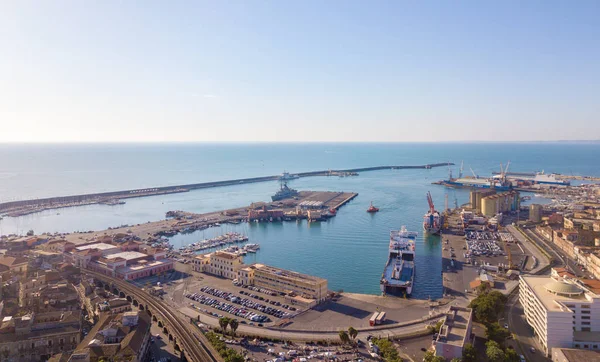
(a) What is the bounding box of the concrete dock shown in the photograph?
[63,190,358,245]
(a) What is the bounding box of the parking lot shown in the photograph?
[186,285,298,325]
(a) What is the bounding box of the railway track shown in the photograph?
[84,270,222,362]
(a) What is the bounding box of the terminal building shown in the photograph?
[519,270,600,356]
[192,254,328,306]
[433,306,473,360]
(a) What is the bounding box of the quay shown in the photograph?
[0,162,452,217]
[63,190,358,245]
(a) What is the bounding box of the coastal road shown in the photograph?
[505,290,550,362]
[178,304,436,342]
[522,227,586,277]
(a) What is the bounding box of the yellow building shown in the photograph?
[250,263,328,302]
[192,251,244,279]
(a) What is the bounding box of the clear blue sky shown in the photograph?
[1,1,599,142]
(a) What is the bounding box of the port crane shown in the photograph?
[427,191,436,213]
[458,160,464,179]
[470,167,478,179]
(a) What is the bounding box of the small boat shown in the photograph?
[367,202,379,213]
[329,208,337,215]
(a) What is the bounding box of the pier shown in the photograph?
[0,162,452,217]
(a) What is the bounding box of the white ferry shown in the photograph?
[380,226,417,296]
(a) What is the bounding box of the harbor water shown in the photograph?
[1,143,599,298]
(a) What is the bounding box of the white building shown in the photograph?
[520,271,600,356]
[434,306,473,360]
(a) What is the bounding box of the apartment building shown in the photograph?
[520,271,600,356]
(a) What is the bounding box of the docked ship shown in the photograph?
[423,192,441,234]
[271,181,299,201]
[380,226,417,296]
[491,171,570,186]
[279,171,299,181]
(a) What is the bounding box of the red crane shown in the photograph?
[427,191,436,213]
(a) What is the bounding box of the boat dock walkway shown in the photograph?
[0,162,452,217]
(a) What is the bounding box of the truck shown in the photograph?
[369,312,379,326]
[375,311,386,325]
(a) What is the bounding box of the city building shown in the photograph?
[192,251,244,279]
[0,255,29,275]
[519,271,600,356]
[69,311,151,362]
[247,263,328,303]
[434,306,473,360]
[67,242,173,281]
[552,347,600,361]
[0,311,82,361]
[530,204,543,223]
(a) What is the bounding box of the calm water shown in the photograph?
[1,142,599,298]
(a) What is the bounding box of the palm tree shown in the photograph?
[218,317,230,334]
[338,330,350,345]
[347,327,358,343]
[229,319,239,337]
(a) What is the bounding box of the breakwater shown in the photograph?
[0,162,452,216]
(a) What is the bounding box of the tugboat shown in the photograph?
[367,202,380,213]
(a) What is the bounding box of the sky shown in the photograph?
[1,1,599,143]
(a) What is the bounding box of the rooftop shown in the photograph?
[521,276,591,312]
[436,307,472,347]
[553,348,600,361]
[75,243,117,251]
[254,263,326,285]
[104,251,148,261]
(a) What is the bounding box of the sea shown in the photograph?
[1,142,599,299]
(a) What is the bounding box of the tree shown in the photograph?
[469,290,507,324]
[229,319,239,337]
[486,322,511,345]
[462,343,477,362]
[505,347,520,362]
[485,340,506,362]
[423,351,445,362]
[372,338,402,362]
[338,330,350,345]
[451,358,462,362]
[218,317,230,334]
[347,327,358,342]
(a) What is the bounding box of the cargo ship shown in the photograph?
[491,171,570,186]
[271,181,299,201]
[423,192,441,234]
[380,226,417,296]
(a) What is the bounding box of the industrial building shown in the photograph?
[469,189,496,212]
[530,204,544,223]
[481,190,520,217]
[519,270,600,356]
[434,306,473,360]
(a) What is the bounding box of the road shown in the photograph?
[504,291,550,362]
[180,305,435,342]
[522,227,586,277]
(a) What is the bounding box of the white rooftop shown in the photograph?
[75,243,117,251]
[521,276,591,312]
[104,251,148,261]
